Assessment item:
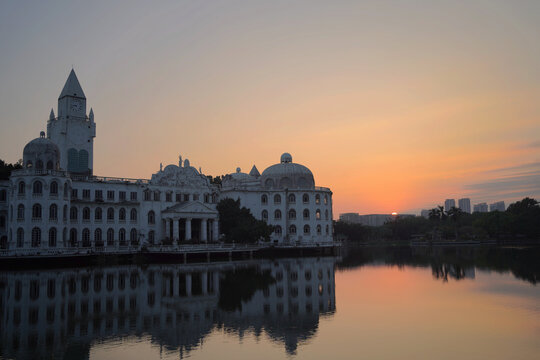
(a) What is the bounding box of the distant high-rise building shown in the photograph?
[420,209,430,218]
[473,203,488,213]
[444,199,455,212]
[339,213,361,223]
[458,198,471,214]
[489,201,505,212]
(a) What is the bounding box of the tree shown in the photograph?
[0,159,22,180]
[447,206,464,239]
[216,198,274,243]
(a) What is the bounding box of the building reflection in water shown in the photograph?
[0,257,336,359]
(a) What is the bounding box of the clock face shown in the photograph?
[71,100,82,112]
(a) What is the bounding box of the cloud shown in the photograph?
[519,140,540,149]
[463,162,540,203]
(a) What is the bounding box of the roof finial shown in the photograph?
[178,154,182,167]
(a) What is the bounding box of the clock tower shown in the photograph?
[47,69,96,175]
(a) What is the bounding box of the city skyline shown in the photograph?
[1,1,539,217]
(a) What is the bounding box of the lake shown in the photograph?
[0,246,538,359]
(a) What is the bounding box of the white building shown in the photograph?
[444,199,455,212]
[458,198,471,214]
[0,70,334,255]
[473,203,488,213]
[220,152,333,244]
[489,201,505,212]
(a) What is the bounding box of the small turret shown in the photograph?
[49,108,55,121]
[249,165,260,177]
[89,108,94,122]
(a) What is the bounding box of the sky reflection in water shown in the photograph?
[0,247,538,359]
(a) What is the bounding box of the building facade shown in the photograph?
[1,71,334,255]
[444,199,456,212]
[220,153,334,244]
[473,203,488,213]
[489,201,505,212]
[458,198,471,214]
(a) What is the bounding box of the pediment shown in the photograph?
[162,201,217,215]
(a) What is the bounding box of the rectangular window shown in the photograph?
[184,194,189,202]
[166,193,172,202]
[153,191,160,201]
[107,191,114,201]
[193,194,199,201]
[130,192,137,201]
[119,191,126,201]
[95,190,103,200]
[176,193,182,202]
[82,189,90,199]
[144,191,151,201]
[71,189,78,199]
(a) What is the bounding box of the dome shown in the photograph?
[23,132,61,170]
[229,167,252,180]
[261,153,315,189]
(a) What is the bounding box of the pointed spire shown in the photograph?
[49,108,55,121]
[89,108,94,122]
[249,165,260,177]
[59,69,86,99]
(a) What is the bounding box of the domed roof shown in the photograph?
[261,153,315,189]
[23,132,60,158]
[229,167,252,180]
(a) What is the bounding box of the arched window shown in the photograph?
[326,225,329,234]
[46,160,53,170]
[82,228,90,247]
[261,194,268,205]
[302,194,309,203]
[0,189,6,202]
[50,181,58,195]
[17,228,24,247]
[17,204,25,220]
[26,160,32,168]
[274,209,282,220]
[32,181,42,195]
[107,207,114,221]
[48,228,56,247]
[153,190,160,201]
[107,228,114,246]
[148,230,155,244]
[18,181,25,195]
[262,210,268,221]
[119,229,126,245]
[94,228,103,246]
[130,229,138,245]
[36,159,43,170]
[274,225,282,235]
[49,204,58,220]
[70,206,78,221]
[69,228,77,247]
[64,183,69,197]
[130,208,137,221]
[325,209,329,220]
[32,204,42,219]
[304,225,310,234]
[288,209,296,220]
[315,194,321,205]
[119,208,126,221]
[82,207,90,220]
[148,210,155,225]
[265,178,274,189]
[316,209,321,220]
[303,209,310,219]
[288,194,296,203]
[67,148,77,172]
[274,194,281,204]
[95,207,102,221]
[324,195,328,205]
[63,205,67,220]
[289,225,297,234]
[31,227,41,247]
[317,225,322,235]
[62,228,67,246]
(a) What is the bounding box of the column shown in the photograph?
[185,273,192,296]
[201,271,208,295]
[173,218,179,243]
[212,219,219,241]
[185,218,192,241]
[201,219,207,242]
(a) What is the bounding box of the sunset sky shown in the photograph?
[1,0,539,216]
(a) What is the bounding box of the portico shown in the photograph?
[161,201,219,243]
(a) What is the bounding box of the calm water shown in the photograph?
[0,246,539,359]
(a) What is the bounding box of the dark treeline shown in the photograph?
[338,245,540,285]
[217,198,274,243]
[335,197,540,242]
[0,159,22,180]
